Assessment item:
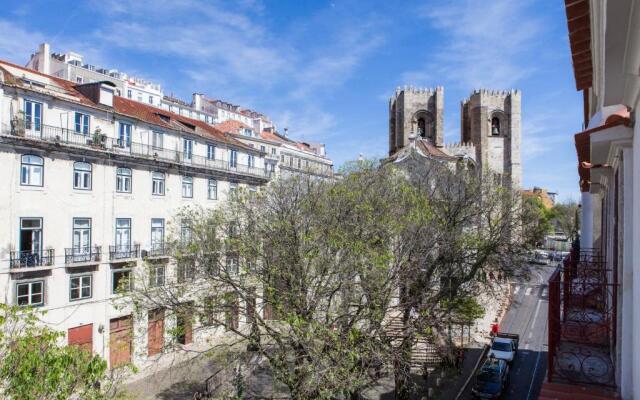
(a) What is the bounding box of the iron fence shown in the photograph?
[5,123,269,178]
[547,250,618,387]
[65,246,102,264]
[109,244,140,261]
[10,249,55,269]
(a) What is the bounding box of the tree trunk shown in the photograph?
[394,298,413,400]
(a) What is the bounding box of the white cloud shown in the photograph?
[402,0,543,89]
[0,21,46,63]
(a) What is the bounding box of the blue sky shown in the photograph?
[0,0,582,201]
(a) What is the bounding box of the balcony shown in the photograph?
[65,246,102,265]
[547,248,618,388]
[143,244,169,259]
[109,244,140,261]
[4,123,270,179]
[10,249,55,269]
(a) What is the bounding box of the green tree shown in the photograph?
[129,156,530,399]
[550,200,580,242]
[522,195,554,248]
[0,304,119,400]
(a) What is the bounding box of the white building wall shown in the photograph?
[0,74,268,371]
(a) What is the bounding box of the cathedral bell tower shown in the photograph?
[388,86,444,156]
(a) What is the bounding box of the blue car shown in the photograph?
[471,357,510,399]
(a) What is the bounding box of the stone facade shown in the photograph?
[389,87,521,189]
[389,86,444,154]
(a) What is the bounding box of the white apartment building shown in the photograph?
[25,43,335,182]
[27,43,164,107]
[542,1,640,399]
[161,93,276,134]
[215,120,334,178]
[0,59,268,369]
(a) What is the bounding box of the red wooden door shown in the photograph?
[68,324,93,353]
[109,316,132,368]
[148,309,164,356]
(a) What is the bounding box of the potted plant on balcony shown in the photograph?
[10,111,25,137]
[90,128,106,149]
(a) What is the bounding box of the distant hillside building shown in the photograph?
[522,187,557,209]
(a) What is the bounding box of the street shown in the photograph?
[461,263,557,400]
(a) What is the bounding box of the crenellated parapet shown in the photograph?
[443,141,476,160]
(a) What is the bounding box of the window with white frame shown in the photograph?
[183,138,193,161]
[72,218,91,256]
[74,112,90,135]
[24,99,42,132]
[116,167,132,193]
[148,95,154,105]
[151,218,164,251]
[73,162,92,190]
[207,144,216,160]
[248,154,255,168]
[182,176,193,198]
[152,172,165,195]
[118,122,132,148]
[112,267,132,294]
[180,220,193,243]
[20,154,43,186]
[152,131,163,149]
[127,89,132,98]
[226,254,239,275]
[16,280,44,306]
[69,274,92,301]
[149,264,165,287]
[230,150,238,168]
[260,145,266,153]
[272,147,276,156]
[229,182,238,197]
[208,179,217,200]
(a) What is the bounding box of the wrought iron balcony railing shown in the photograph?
[547,248,618,387]
[144,243,169,258]
[4,122,269,179]
[65,246,102,264]
[10,249,55,269]
[109,244,140,261]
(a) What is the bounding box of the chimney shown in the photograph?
[192,93,203,111]
[284,127,288,137]
[41,43,51,75]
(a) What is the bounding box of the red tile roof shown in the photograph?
[573,108,631,192]
[259,129,287,143]
[564,0,592,90]
[214,119,253,134]
[113,97,254,151]
[0,60,99,108]
[0,59,253,151]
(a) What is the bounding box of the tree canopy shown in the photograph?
[130,157,532,399]
[0,304,120,400]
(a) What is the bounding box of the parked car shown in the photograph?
[488,332,519,364]
[471,357,510,399]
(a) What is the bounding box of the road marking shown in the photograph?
[525,287,532,296]
[526,334,545,400]
[528,332,533,339]
[529,300,542,332]
[514,286,521,295]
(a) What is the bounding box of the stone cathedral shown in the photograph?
[388,86,522,189]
